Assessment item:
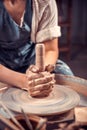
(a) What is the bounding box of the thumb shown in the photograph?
[45,64,55,72]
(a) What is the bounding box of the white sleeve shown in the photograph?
[36,0,61,43]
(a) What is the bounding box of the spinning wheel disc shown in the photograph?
[1,85,80,115]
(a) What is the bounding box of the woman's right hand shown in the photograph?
[25,65,55,97]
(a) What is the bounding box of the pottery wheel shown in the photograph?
[1,85,80,116]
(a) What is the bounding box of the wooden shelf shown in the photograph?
[56,0,72,59]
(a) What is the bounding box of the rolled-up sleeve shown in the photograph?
[36,0,61,43]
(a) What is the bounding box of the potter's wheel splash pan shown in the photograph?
[1,85,80,116]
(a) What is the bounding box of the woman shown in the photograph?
[0,0,73,97]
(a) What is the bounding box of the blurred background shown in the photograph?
[56,0,87,79]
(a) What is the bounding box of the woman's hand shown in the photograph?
[25,65,55,97]
[45,64,55,72]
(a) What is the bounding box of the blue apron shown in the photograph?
[0,0,35,73]
[0,0,73,75]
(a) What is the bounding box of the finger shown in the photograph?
[26,65,40,73]
[29,81,55,92]
[26,72,44,80]
[26,65,34,74]
[45,64,55,72]
[26,70,54,80]
[29,88,52,97]
[28,74,55,86]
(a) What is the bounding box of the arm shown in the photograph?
[33,0,61,43]
[33,0,60,67]
[0,64,55,97]
[0,64,26,89]
[43,38,59,66]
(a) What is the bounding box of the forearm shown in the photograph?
[45,50,58,66]
[44,38,59,66]
[0,64,26,89]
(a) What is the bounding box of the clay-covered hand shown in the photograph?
[45,64,55,72]
[26,65,55,97]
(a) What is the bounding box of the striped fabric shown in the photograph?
[31,0,61,43]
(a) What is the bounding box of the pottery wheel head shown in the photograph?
[0,85,80,116]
